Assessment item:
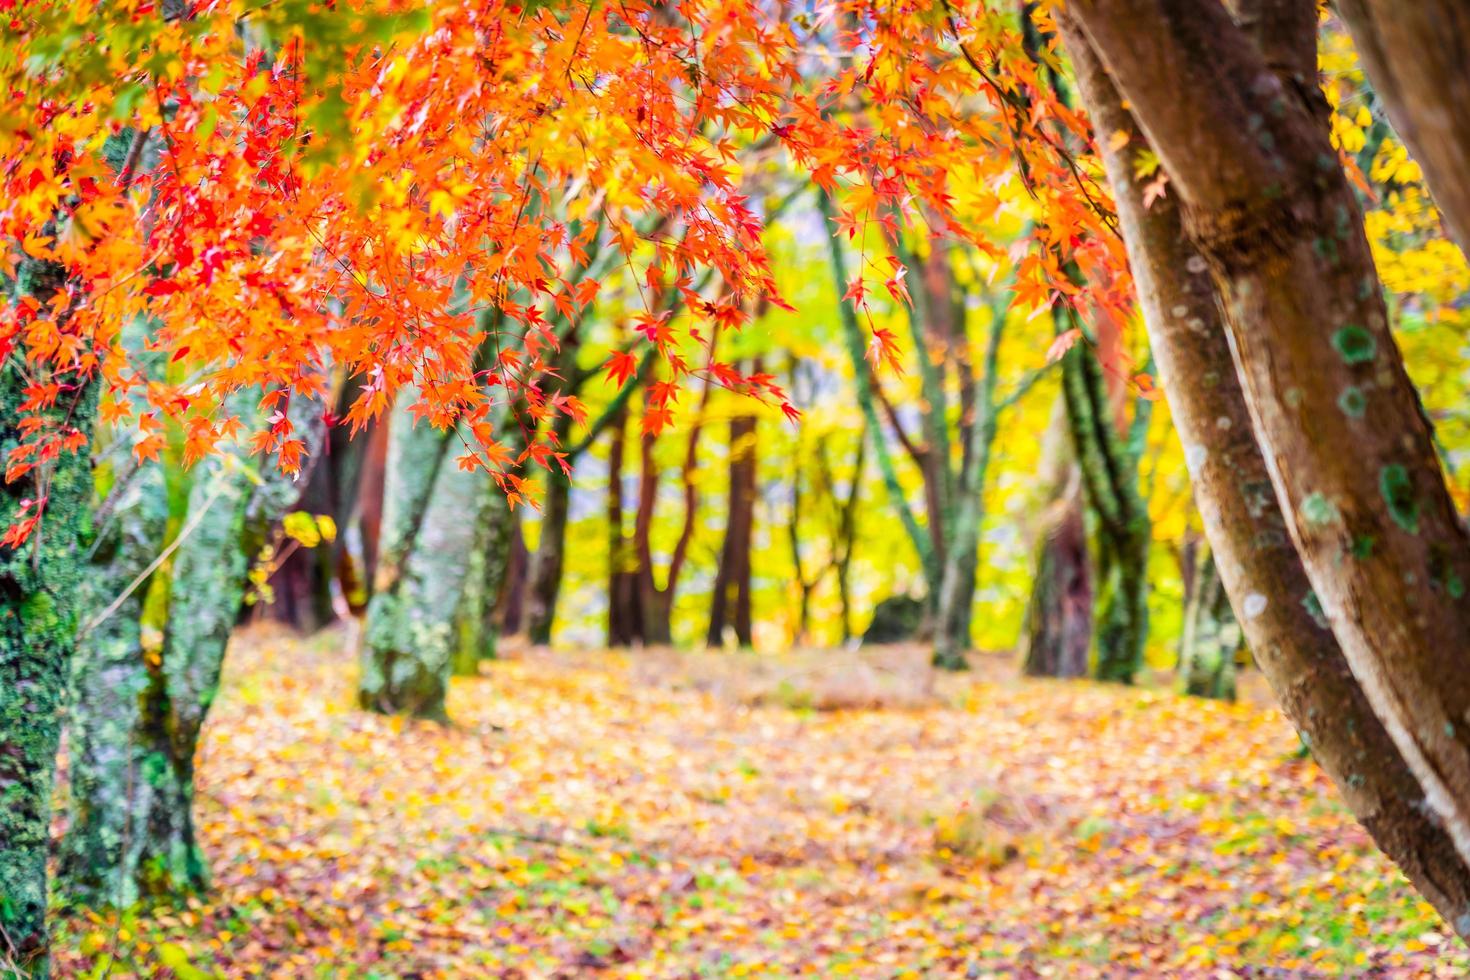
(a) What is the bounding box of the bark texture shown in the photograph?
[360,401,490,718]
[1059,337,1149,683]
[525,456,571,645]
[0,355,95,977]
[1062,9,1470,935]
[64,387,323,905]
[57,463,168,908]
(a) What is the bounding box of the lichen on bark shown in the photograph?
[0,359,97,976]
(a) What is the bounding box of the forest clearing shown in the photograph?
[49,627,1463,977]
[9,0,1470,975]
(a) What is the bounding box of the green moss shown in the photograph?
[1331,325,1376,365]
[1300,492,1339,527]
[1337,386,1367,418]
[1379,464,1419,534]
[1301,591,1329,629]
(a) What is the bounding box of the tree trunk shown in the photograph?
[1061,8,1470,933]
[1074,0,1470,898]
[57,463,168,909]
[819,190,936,596]
[498,517,527,638]
[525,464,571,645]
[606,404,639,646]
[931,292,1019,669]
[95,393,323,902]
[1020,483,1092,679]
[707,408,757,647]
[345,412,391,612]
[0,356,96,976]
[1335,1,1470,256]
[467,435,526,666]
[630,378,709,647]
[523,406,579,647]
[359,415,491,718]
[256,448,335,632]
[357,392,453,716]
[1060,338,1149,683]
[1178,546,1239,701]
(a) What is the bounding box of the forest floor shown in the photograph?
[54,625,1467,979]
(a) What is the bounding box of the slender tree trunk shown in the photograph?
[707,404,757,647]
[1059,338,1149,683]
[0,358,96,975]
[786,414,817,646]
[630,379,708,647]
[827,426,866,646]
[466,417,528,667]
[932,293,1021,669]
[1061,8,1470,933]
[606,405,638,646]
[1021,482,1092,679]
[498,518,527,638]
[819,190,936,595]
[1179,545,1239,700]
[525,464,571,645]
[346,412,391,612]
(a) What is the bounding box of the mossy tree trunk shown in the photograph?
[932,292,1041,669]
[1059,333,1150,684]
[819,190,936,602]
[1076,0,1470,897]
[56,463,168,908]
[452,411,527,674]
[61,391,324,906]
[1178,546,1239,701]
[0,351,96,976]
[359,410,490,718]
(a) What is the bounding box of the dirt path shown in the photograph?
[55,626,1465,977]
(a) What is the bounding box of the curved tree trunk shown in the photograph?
[1061,8,1470,933]
[76,392,324,903]
[1073,0,1470,900]
[57,463,168,908]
